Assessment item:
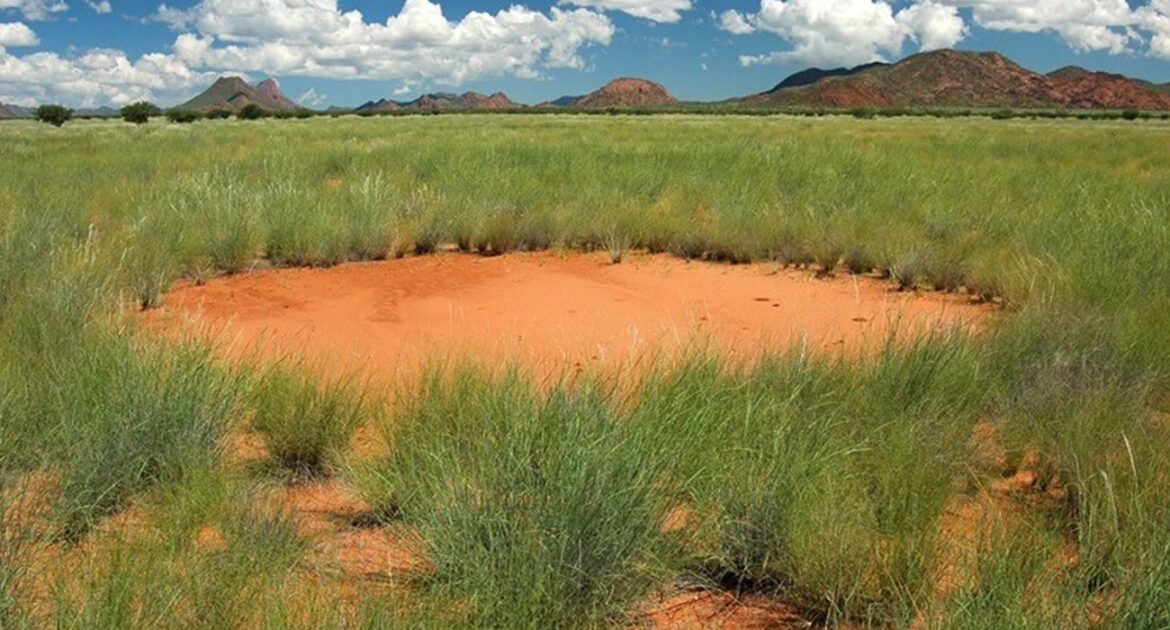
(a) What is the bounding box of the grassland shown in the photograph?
[1,113,1169,628]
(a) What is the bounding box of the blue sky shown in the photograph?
[2,0,1170,108]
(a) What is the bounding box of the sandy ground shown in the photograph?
[147,251,985,381]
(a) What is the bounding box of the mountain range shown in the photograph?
[356,91,518,112]
[745,50,1170,110]
[0,103,123,118]
[4,49,1170,117]
[176,76,299,112]
[553,77,678,108]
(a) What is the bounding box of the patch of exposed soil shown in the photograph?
[131,251,989,626]
[273,480,428,583]
[146,251,984,382]
[634,589,826,629]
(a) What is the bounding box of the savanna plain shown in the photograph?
[1,113,1169,629]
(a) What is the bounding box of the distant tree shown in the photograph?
[205,109,232,120]
[166,109,201,124]
[237,104,268,120]
[121,101,160,124]
[1121,109,1141,121]
[35,104,73,127]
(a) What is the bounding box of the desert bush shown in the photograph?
[166,109,201,124]
[120,101,160,125]
[34,104,72,127]
[237,104,268,120]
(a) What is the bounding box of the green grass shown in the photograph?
[356,366,675,628]
[48,484,308,630]
[1,114,1169,627]
[249,362,373,480]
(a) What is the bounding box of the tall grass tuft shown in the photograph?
[630,336,984,625]
[23,331,242,541]
[357,366,675,628]
[250,362,372,480]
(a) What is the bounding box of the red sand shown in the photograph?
[147,251,985,380]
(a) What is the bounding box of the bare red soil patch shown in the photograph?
[274,480,428,583]
[147,251,984,381]
[635,589,840,629]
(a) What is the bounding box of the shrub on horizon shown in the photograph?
[120,101,160,125]
[237,104,268,120]
[34,104,73,127]
[166,109,201,124]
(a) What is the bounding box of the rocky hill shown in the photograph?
[1046,66,1093,82]
[255,79,298,110]
[765,62,888,92]
[0,102,34,118]
[1055,71,1170,110]
[177,76,299,112]
[357,98,400,112]
[356,91,518,112]
[750,50,1170,110]
[1050,66,1170,98]
[570,78,678,108]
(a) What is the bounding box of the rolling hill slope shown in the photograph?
[750,50,1170,110]
[177,77,299,112]
[356,91,518,112]
[569,78,678,107]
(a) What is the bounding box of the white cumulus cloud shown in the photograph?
[725,0,924,67]
[718,9,756,34]
[159,0,614,81]
[86,0,111,14]
[0,0,67,21]
[0,0,616,107]
[558,0,692,23]
[0,47,217,106]
[723,0,1170,67]
[0,21,38,46]
[1140,0,1170,59]
[897,1,966,51]
[940,0,1139,54]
